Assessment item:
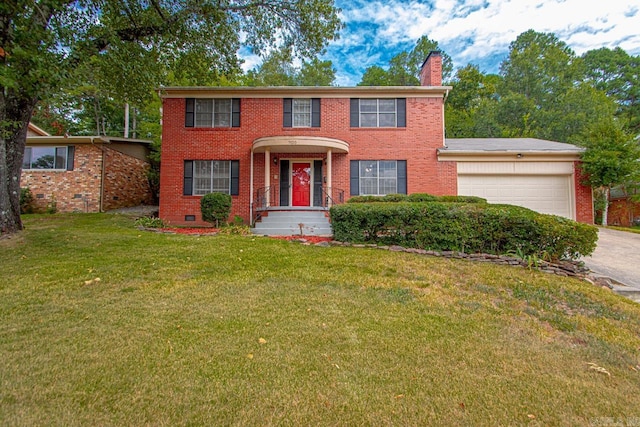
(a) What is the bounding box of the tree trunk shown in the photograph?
[0,92,37,235]
[602,187,610,226]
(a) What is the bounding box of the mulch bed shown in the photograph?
[159,227,220,235]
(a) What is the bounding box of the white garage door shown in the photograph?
[458,174,574,219]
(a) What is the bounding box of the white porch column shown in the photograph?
[264,149,271,207]
[326,149,332,207]
[250,148,254,221]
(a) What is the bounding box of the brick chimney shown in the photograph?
[420,51,442,86]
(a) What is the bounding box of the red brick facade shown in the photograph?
[21,140,153,213]
[574,161,594,224]
[159,91,454,226]
[159,53,593,227]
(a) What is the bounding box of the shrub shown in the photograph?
[46,194,57,214]
[406,193,438,203]
[134,217,166,228]
[200,192,232,227]
[347,193,486,204]
[20,188,34,214]
[437,195,487,204]
[330,202,597,261]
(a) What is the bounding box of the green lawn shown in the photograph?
[2,213,640,425]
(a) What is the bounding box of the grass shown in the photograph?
[2,213,640,425]
[607,225,640,234]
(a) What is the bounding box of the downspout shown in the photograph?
[442,89,449,146]
[91,137,107,213]
[100,142,106,212]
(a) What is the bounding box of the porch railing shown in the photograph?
[252,185,345,223]
[321,186,345,208]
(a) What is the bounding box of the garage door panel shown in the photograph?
[458,175,574,219]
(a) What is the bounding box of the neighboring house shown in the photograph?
[22,129,154,213]
[158,52,593,229]
[608,187,640,226]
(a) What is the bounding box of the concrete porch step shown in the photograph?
[252,210,332,236]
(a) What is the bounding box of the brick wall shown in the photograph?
[21,144,153,213]
[608,198,640,226]
[21,144,103,213]
[102,147,153,211]
[574,162,594,224]
[159,95,449,226]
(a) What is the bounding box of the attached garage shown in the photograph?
[438,138,591,222]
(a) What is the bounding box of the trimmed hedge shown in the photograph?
[201,192,232,226]
[347,193,487,204]
[330,202,597,261]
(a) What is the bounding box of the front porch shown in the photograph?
[249,135,349,234]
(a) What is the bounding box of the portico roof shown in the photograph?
[252,136,349,154]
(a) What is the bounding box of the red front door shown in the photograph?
[292,162,311,206]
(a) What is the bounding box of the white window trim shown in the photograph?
[192,160,232,195]
[292,99,312,128]
[23,146,68,170]
[195,99,232,128]
[359,99,398,128]
[359,160,398,196]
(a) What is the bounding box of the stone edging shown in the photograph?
[293,239,613,290]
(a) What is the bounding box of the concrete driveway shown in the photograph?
[582,227,640,291]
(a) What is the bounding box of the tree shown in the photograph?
[496,30,615,143]
[582,47,640,134]
[358,66,391,86]
[500,30,580,105]
[445,64,500,137]
[357,36,453,86]
[245,47,336,86]
[579,121,640,225]
[0,0,341,234]
[298,58,335,86]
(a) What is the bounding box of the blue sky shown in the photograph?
[243,0,640,86]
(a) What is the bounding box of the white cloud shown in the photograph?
[331,0,640,84]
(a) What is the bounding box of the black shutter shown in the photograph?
[232,99,241,127]
[66,146,75,171]
[397,160,407,194]
[230,160,239,195]
[350,160,360,196]
[184,160,193,195]
[397,98,406,127]
[185,98,195,127]
[350,99,359,127]
[283,98,292,127]
[313,160,323,206]
[312,98,321,127]
[280,160,290,206]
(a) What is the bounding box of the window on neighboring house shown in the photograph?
[23,146,75,170]
[350,160,407,196]
[185,98,241,128]
[183,160,239,196]
[283,98,321,127]
[350,98,406,128]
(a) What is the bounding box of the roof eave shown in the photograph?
[159,86,452,99]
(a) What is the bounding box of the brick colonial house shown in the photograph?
[158,52,593,232]
[23,123,154,213]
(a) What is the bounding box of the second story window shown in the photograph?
[185,98,241,128]
[283,98,321,127]
[196,99,231,127]
[293,99,311,127]
[350,98,406,128]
